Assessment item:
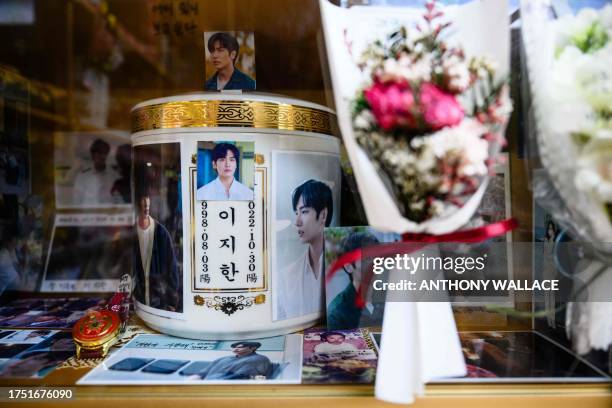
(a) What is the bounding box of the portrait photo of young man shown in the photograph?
[196,142,254,201]
[133,189,180,312]
[54,131,132,209]
[204,31,256,91]
[276,179,333,320]
[72,138,117,206]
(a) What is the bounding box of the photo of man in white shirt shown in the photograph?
[196,143,254,201]
[276,179,333,320]
[73,139,118,206]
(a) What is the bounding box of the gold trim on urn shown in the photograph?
[131,100,336,136]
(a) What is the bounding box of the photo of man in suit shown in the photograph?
[204,32,256,91]
[133,189,180,312]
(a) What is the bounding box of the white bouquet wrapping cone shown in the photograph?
[319,0,510,403]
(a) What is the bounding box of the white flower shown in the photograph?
[379,54,432,83]
[575,139,612,202]
[575,44,612,113]
[354,110,374,130]
[422,118,490,178]
[546,38,612,136]
[601,4,612,28]
[442,54,470,92]
[555,8,600,50]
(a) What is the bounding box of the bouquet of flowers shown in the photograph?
[320,0,511,404]
[352,2,512,224]
[521,1,612,355]
[524,2,612,242]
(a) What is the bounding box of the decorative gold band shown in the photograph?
[131,100,337,136]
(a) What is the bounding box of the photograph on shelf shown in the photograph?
[445,152,514,306]
[0,297,104,329]
[533,197,564,329]
[40,213,133,293]
[133,142,183,315]
[0,194,44,294]
[272,151,341,321]
[324,226,399,330]
[196,141,254,201]
[0,331,75,378]
[302,328,377,384]
[0,343,33,361]
[0,329,57,344]
[53,131,132,209]
[79,333,302,384]
[204,31,256,91]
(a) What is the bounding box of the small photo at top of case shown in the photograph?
[196,141,255,201]
[141,359,190,374]
[108,357,154,372]
[204,31,256,91]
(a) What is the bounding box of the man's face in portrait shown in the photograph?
[210,40,236,71]
[294,195,327,245]
[138,196,150,218]
[232,344,256,357]
[91,149,108,171]
[325,334,346,345]
[212,149,237,179]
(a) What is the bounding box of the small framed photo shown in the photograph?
[204,31,256,91]
[53,131,132,209]
[196,141,255,201]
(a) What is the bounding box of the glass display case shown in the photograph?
[0,0,610,406]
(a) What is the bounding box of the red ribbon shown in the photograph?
[325,218,518,309]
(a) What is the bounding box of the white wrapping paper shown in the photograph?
[319,0,510,403]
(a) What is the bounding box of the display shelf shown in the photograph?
[1,378,610,408]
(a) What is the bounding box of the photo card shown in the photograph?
[302,328,377,384]
[204,31,256,91]
[79,333,302,385]
[0,331,75,378]
[196,141,255,201]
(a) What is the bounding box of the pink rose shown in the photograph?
[419,82,464,130]
[364,81,416,131]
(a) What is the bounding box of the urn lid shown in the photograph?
[131,92,337,136]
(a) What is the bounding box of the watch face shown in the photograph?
[72,310,121,346]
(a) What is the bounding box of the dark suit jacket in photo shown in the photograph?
[133,220,180,312]
[205,67,256,91]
